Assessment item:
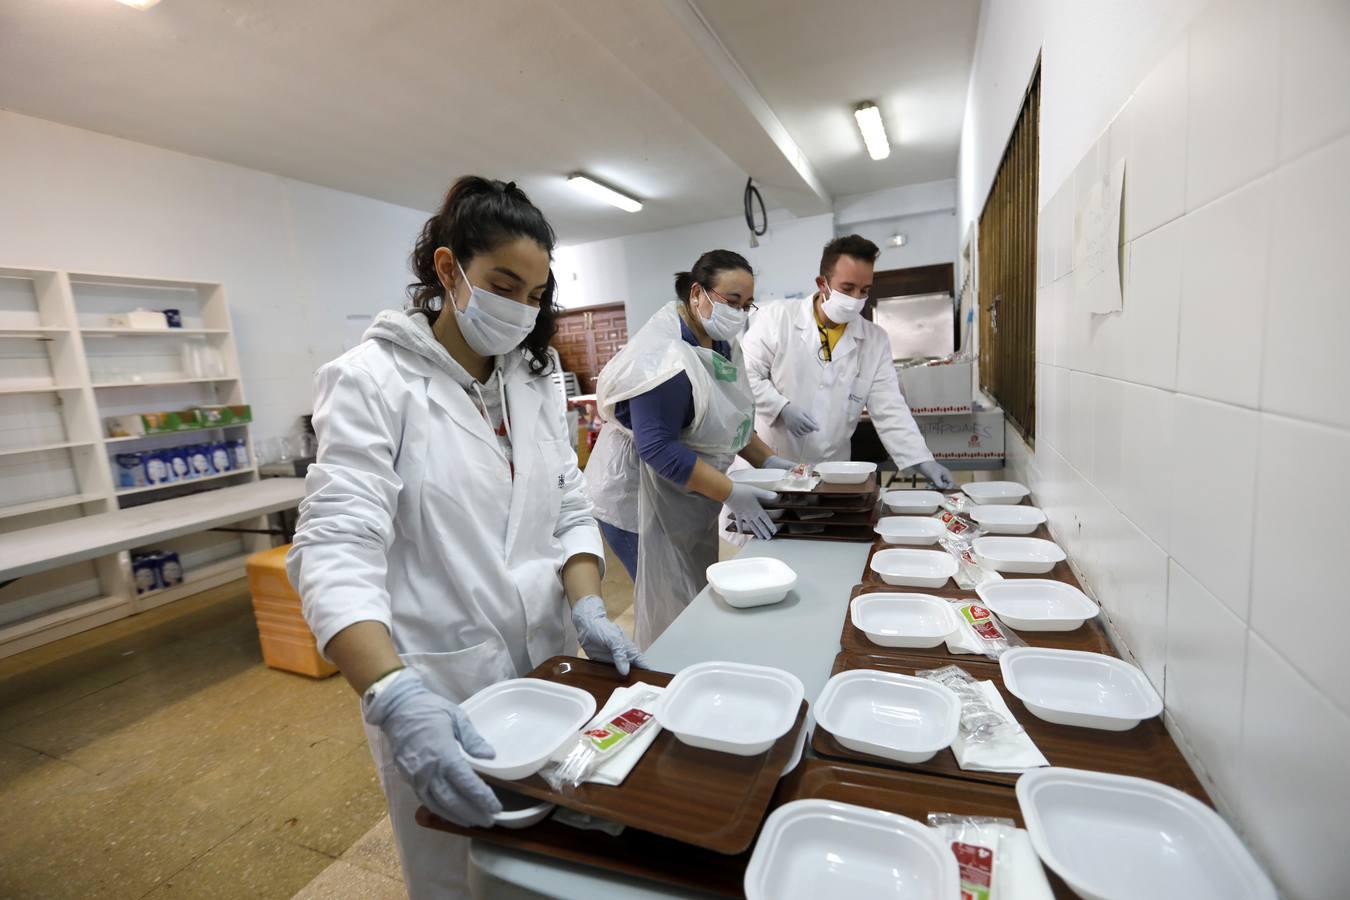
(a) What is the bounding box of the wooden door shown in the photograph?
[550,303,628,393]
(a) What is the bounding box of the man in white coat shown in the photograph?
[741,234,956,488]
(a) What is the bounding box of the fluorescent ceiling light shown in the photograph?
[114,0,163,8]
[854,102,890,161]
[567,174,642,213]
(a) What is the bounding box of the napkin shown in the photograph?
[994,828,1055,900]
[951,681,1048,773]
[552,683,665,786]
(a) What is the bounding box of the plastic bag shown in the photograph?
[942,493,975,514]
[936,508,980,537]
[917,665,1022,742]
[939,531,1003,590]
[541,689,662,791]
[945,600,1025,659]
[928,813,1014,900]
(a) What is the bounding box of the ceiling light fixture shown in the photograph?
[854,102,890,161]
[888,233,908,248]
[114,0,163,9]
[567,174,642,213]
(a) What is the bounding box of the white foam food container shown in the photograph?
[1016,768,1277,900]
[656,661,804,756]
[706,557,797,608]
[1000,648,1162,730]
[972,536,1066,574]
[881,489,945,515]
[462,679,598,780]
[815,669,962,763]
[874,515,945,546]
[969,504,1046,534]
[976,579,1099,631]
[869,547,957,588]
[729,467,788,488]
[744,799,958,900]
[961,480,1030,505]
[850,593,958,648]
[813,460,876,484]
[491,786,555,829]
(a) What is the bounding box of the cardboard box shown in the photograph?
[899,359,974,416]
[105,409,203,437]
[916,407,1005,461]
[197,404,253,427]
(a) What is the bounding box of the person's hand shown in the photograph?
[911,460,957,490]
[763,455,797,471]
[778,403,820,437]
[572,595,648,676]
[363,669,502,828]
[726,483,779,540]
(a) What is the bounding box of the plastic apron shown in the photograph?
[587,302,755,648]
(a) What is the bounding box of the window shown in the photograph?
[977,63,1040,441]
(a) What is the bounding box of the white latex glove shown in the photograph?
[571,594,648,676]
[363,669,502,828]
[910,459,957,490]
[763,455,797,471]
[778,403,820,437]
[726,483,779,540]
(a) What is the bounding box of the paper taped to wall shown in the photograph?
[1072,158,1125,314]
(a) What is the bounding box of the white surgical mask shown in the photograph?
[451,261,540,356]
[698,289,747,341]
[821,284,866,324]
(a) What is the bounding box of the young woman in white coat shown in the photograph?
[287,177,645,899]
[585,250,795,648]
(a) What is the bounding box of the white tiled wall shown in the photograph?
[1009,1,1350,895]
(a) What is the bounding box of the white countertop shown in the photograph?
[0,478,307,580]
[469,537,870,899]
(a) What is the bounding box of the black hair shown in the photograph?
[408,176,558,375]
[673,249,753,307]
[820,234,880,278]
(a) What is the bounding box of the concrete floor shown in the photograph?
[0,541,641,900]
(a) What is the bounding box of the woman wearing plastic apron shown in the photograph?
[287,177,645,899]
[586,250,795,648]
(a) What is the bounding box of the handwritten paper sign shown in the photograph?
[1072,158,1126,314]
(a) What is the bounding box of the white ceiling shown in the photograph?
[696,0,982,198]
[0,0,980,244]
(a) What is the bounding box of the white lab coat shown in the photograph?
[288,310,602,899]
[742,297,934,469]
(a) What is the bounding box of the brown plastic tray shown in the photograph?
[764,489,878,513]
[778,761,1075,899]
[415,760,1075,898]
[437,656,807,855]
[840,583,1118,659]
[812,651,1211,803]
[862,536,1086,593]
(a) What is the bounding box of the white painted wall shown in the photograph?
[962,1,1350,896]
[553,210,835,330]
[0,111,429,444]
[834,178,959,272]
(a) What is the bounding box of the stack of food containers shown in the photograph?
[245,545,336,678]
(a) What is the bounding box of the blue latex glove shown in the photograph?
[726,482,779,540]
[763,455,797,471]
[572,594,648,676]
[911,459,958,490]
[363,668,502,828]
[778,403,820,437]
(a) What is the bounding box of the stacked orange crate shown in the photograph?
[245,545,337,678]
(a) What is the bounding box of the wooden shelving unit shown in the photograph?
[0,265,274,657]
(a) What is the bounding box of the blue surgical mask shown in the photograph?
[451,261,539,356]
